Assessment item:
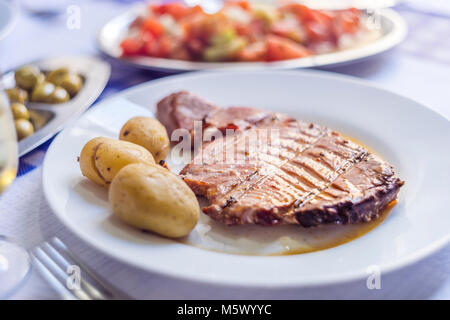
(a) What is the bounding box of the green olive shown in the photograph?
[48,86,70,103]
[14,119,34,140]
[36,72,46,85]
[60,73,83,96]
[31,81,55,103]
[46,67,70,86]
[10,103,30,120]
[14,65,41,90]
[6,88,28,104]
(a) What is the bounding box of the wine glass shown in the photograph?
[0,82,30,298]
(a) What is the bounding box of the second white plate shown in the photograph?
[98,7,407,72]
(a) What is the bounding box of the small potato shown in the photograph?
[79,137,155,187]
[109,163,199,238]
[119,117,170,163]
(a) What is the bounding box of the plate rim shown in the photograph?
[0,0,19,41]
[42,69,450,288]
[97,7,407,72]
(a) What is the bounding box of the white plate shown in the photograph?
[43,70,450,288]
[97,7,407,72]
[0,0,18,40]
[299,0,399,10]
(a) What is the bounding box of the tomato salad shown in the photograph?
[120,1,369,62]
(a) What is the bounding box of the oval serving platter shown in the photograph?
[97,6,407,72]
[2,56,111,156]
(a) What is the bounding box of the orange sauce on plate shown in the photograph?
[274,200,396,256]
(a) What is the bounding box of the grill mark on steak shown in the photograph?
[290,158,331,184]
[304,150,336,171]
[292,150,368,209]
[218,135,369,221]
[296,154,403,227]
[216,127,329,209]
[261,162,310,193]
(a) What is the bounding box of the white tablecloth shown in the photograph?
[0,0,449,299]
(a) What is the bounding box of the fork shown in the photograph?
[30,237,132,300]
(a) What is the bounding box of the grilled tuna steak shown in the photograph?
[157,92,404,227]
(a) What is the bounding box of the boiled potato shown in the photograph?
[109,163,199,238]
[79,137,155,187]
[119,117,170,163]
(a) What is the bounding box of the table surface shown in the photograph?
[0,0,449,299]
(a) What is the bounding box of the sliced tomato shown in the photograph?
[266,35,310,61]
[120,37,143,56]
[306,11,334,43]
[236,19,266,41]
[154,3,189,21]
[142,18,164,38]
[305,21,333,43]
[271,19,306,43]
[333,9,360,36]
[143,36,174,58]
[188,5,204,16]
[143,38,157,57]
[158,36,173,57]
[281,3,311,21]
[280,3,334,44]
[226,1,250,11]
[238,41,267,61]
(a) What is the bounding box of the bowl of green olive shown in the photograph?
[2,56,110,156]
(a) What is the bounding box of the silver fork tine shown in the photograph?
[30,247,91,300]
[41,241,107,300]
[30,251,76,300]
[30,238,131,300]
[49,237,131,299]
